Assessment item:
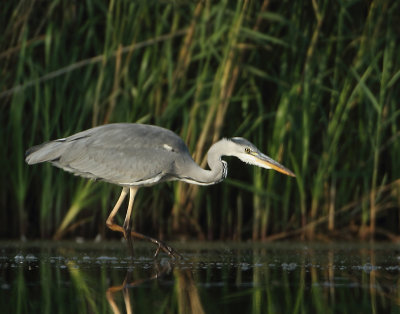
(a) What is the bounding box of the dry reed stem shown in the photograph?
[171,2,203,92]
[168,3,204,231]
[305,0,324,239]
[187,0,249,218]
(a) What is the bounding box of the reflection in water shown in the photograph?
[106,260,205,314]
[0,241,399,313]
[174,268,205,314]
[106,261,173,314]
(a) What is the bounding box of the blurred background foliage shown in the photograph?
[1,0,399,242]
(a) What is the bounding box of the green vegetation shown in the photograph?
[1,0,399,241]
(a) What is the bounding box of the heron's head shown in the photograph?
[227,137,295,177]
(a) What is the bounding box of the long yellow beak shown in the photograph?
[254,152,296,177]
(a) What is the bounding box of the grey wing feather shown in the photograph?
[25,123,192,186]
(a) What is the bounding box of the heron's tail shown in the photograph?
[25,141,67,165]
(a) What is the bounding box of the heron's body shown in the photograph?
[26,123,229,187]
[26,123,295,258]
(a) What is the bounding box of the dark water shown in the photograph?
[1,241,400,313]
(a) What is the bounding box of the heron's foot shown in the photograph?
[128,230,183,260]
[153,240,183,260]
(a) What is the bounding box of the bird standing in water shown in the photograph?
[26,123,295,258]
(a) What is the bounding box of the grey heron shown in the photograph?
[26,123,295,258]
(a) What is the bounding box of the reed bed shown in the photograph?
[1,0,399,241]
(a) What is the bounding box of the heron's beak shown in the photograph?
[253,152,296,177]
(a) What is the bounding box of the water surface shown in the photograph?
[1,241,399,313]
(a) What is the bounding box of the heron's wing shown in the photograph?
[26,123,192,186]
[58,144,177,185]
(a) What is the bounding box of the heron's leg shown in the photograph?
[122,187,138,255]
[106,187,129,231]
[122,187,138,237]
[105,187,182,259]
[122,187,181,259]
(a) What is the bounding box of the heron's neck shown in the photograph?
[206,139,229,183]
[182,139,229,186]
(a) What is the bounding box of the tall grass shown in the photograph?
[1,0,399,241]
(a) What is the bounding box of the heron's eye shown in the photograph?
[244,147,251,154]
